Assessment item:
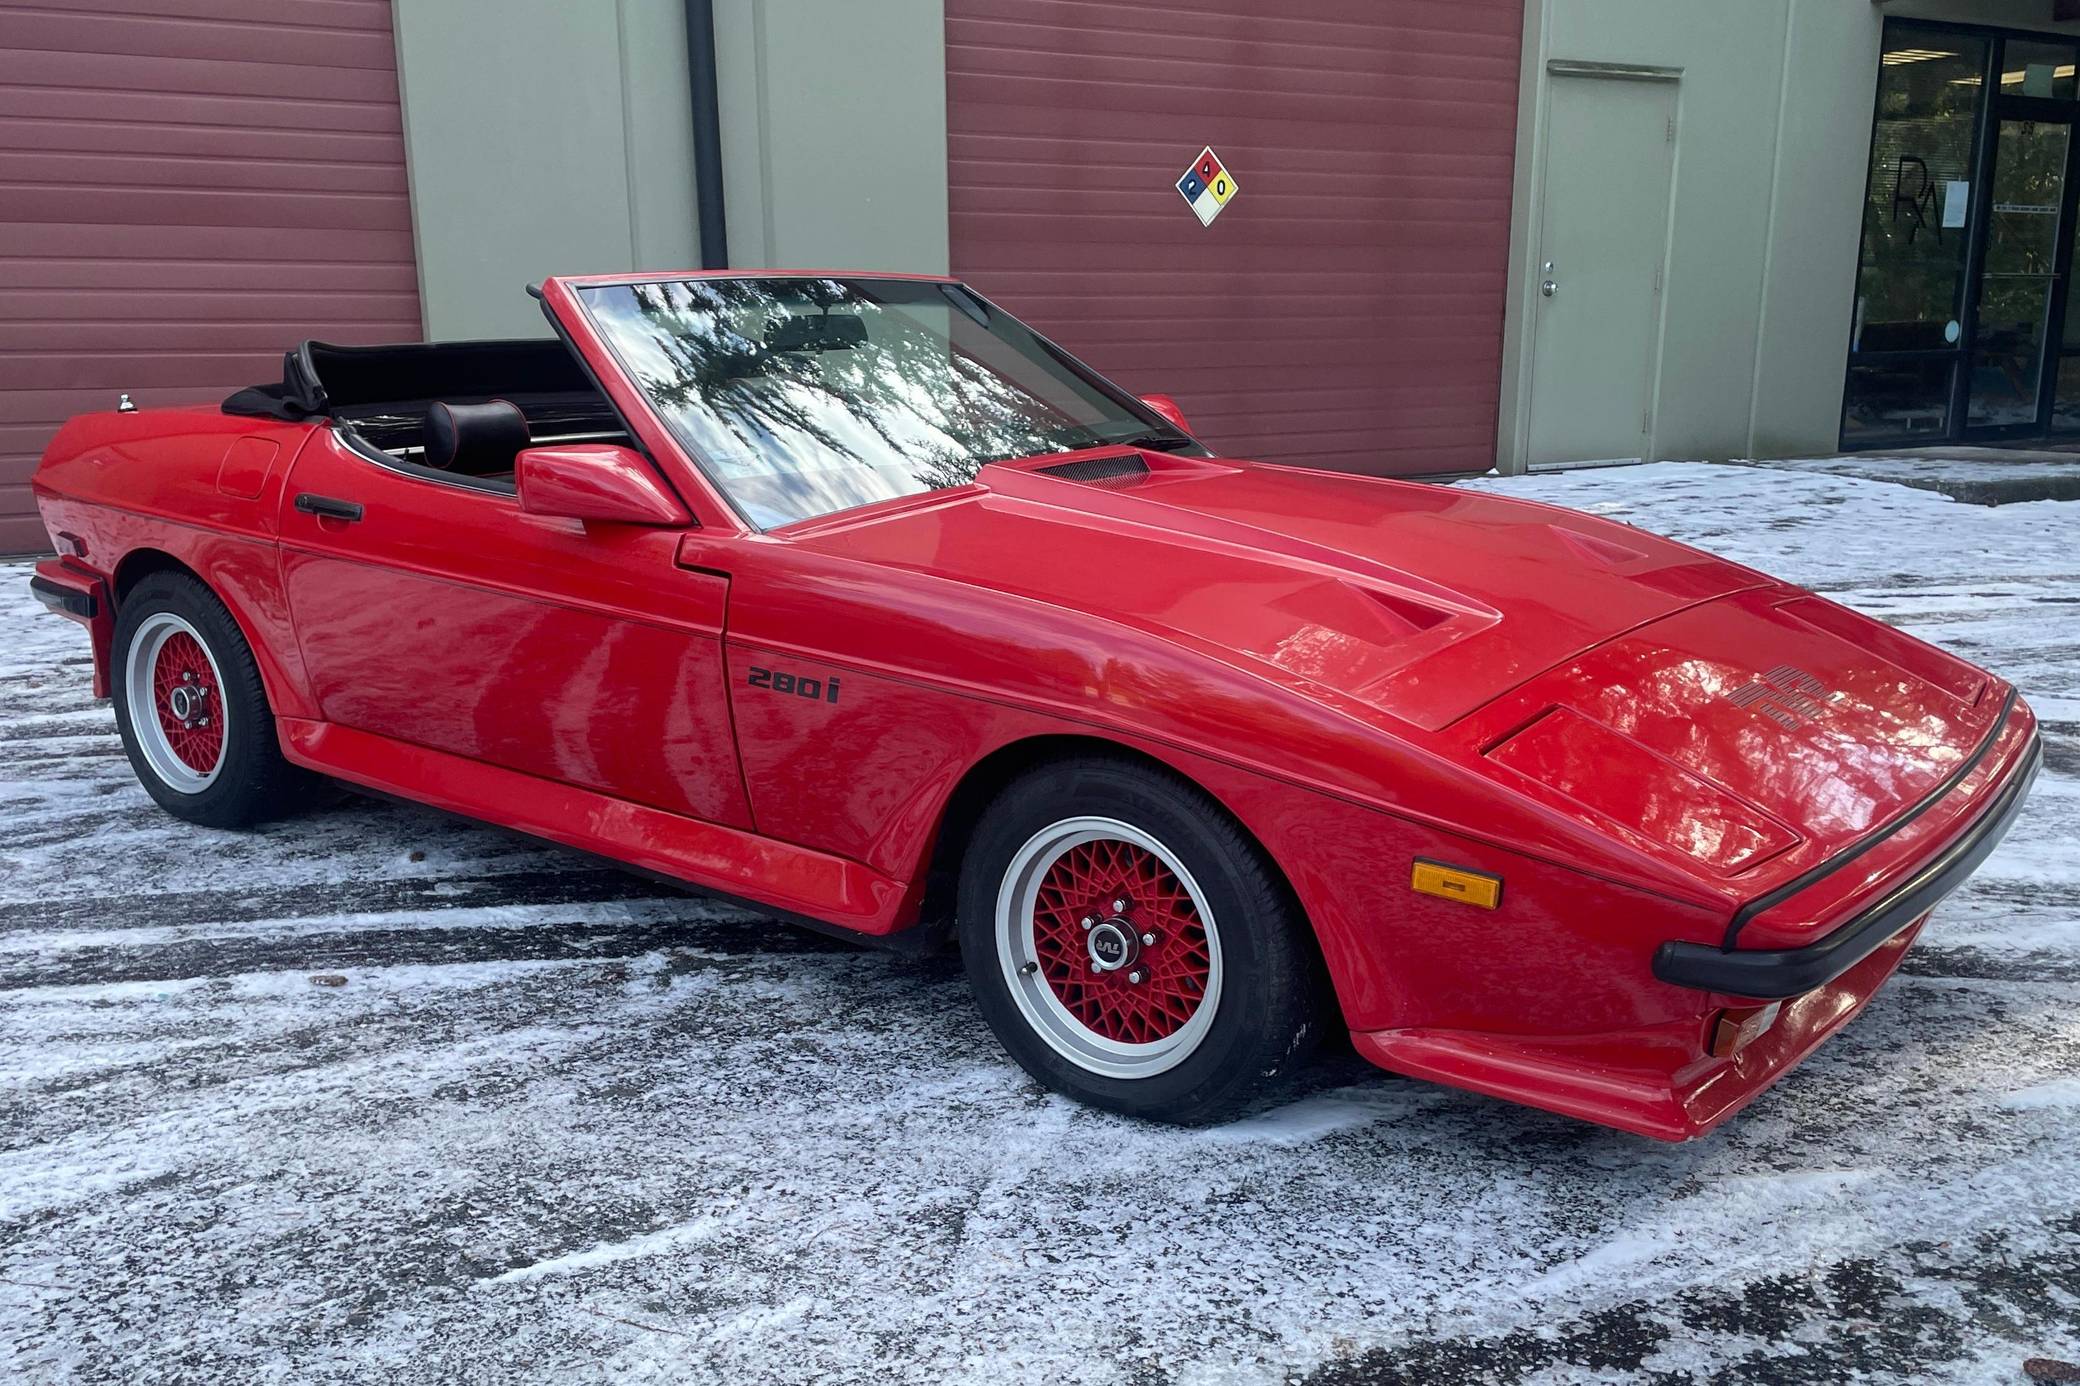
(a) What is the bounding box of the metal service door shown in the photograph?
[1524,71,1678,466]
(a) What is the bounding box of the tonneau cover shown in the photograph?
[222,339,593,420]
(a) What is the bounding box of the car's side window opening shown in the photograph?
[223,337,635,497]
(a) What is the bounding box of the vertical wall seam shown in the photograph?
[1501,0,1551,475]
[752,0,776,264]
[615,0,643,269]
[1746,0,1798,459]
[389,2,432,336]
[1643,78,1682,465]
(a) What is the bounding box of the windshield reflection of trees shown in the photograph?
[596,278,1121,524]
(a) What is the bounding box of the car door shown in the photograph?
[277,426,752,829]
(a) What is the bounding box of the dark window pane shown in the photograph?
[2001,38,2078,100]
[1969,119,2069,428]
[1852,33,1987,355]
[1844,359,1954,441]
[2051,357,2080,432]
[2061,183,2080,349]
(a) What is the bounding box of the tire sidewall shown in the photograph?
[959,758,1308,1120]
[111,574,276,827]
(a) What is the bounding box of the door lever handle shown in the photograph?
[294,493,364,522]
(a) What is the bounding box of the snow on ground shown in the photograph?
[1,461,2075,1384]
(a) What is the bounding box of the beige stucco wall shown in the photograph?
[1501,0,2080,468]
[392,0,702,339]
[394,0,948,337]
[712,0,949,275]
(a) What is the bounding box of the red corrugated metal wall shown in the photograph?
[0,0,421,554]
[946,0,1522,476]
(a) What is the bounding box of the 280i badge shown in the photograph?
[747,666,840,704]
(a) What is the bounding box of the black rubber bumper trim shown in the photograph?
[1653,734,2041,1000]
[29,574,97,620]
[1720,686,2018,949]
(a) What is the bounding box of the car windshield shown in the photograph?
[575,276,1186,528]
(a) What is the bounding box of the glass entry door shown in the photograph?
[1844,24,2080,447]
[1966,118,2072,434]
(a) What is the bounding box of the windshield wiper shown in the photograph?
[1101,428,1196,453]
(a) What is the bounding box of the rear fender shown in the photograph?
[34,507,317,721]
[33,413,320,719]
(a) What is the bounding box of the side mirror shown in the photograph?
[516,444,692,527]
[1138,393,1192,434]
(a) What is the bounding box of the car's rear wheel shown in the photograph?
[112,570,313,829]
[958,757,1322,1123]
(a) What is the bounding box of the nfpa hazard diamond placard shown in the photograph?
[1176,146,1238,227]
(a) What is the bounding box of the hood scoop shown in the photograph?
[1036,453,1150,487]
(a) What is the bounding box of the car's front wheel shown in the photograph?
[112,570,314,829]
[958,757,1322,1123]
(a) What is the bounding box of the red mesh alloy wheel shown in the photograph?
[151,630,224,773]
[991,809,1232,1079]
[1032,836,1214,1044]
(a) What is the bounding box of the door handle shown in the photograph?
[1541,279,1559,298]
[294,493,364,522]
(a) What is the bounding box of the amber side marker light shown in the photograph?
[1411,859,1503,910]
[1709,1002,1783,1059]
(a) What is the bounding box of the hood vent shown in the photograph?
[1037,453,1149,487]
[1551,525,1648,570]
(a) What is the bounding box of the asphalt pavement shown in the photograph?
[2,462,2075,1384]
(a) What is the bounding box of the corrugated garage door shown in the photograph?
[0,0,421,554]
[947,0,1522,476]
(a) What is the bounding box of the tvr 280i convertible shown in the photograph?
[30,272,2041,1140]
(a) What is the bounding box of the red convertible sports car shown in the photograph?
[29,272,2040,1139]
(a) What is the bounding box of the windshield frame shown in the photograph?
[565,272,1197,533]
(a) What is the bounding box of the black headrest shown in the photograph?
[424,399,529,474]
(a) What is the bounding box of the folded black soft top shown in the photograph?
[222,339,595,421]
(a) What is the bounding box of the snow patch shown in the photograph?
[486,1216,725,1285]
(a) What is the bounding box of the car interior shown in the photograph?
[222,337,631,494]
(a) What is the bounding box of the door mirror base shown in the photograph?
[515,444,692,527]
[1138,393,1192,434]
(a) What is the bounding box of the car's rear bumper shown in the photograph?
[29,558,115,696]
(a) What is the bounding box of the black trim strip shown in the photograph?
[29,574,95,620]
[1722,686,2018,948]
[1656,734,2041,1000]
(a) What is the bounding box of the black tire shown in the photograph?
[958,756,1324,1123]
[111,570,314,829]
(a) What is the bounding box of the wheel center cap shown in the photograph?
[1086,918,1140,973]
[167,684,200,722]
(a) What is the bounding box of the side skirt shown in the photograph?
[276,717,916,939]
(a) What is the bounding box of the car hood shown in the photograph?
[1458,584,2008,881]
[793,451,1766,730]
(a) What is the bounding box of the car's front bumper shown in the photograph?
[1652,732,2042,1000]
[1352,916,1930,1140]
[1352,696,2042,1140]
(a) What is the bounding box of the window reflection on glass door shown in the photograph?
[1967,119,2070,429]
[2053,164,2080,431]
[1842,33,1987,444]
